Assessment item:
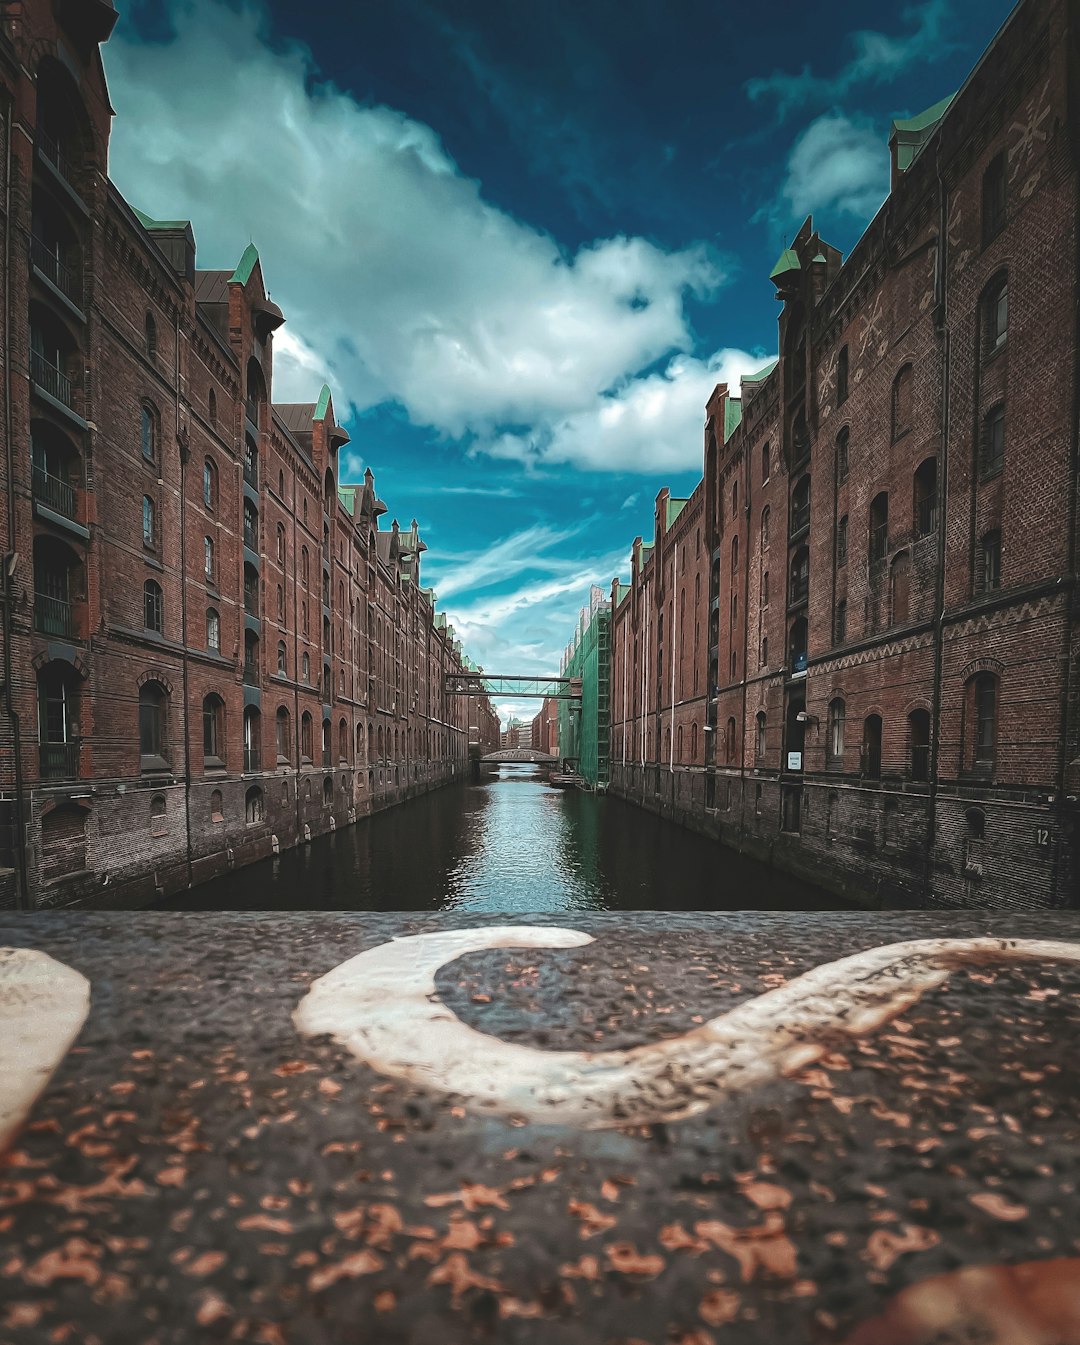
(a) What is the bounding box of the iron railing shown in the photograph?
[916,494,937,537]
[243,660,259,687]
[243,521,259,552]
[30,350,74,409]
[40,741,79,780]
[31,236,80,304]
[36,127,78,190]
[789,504,810,537]
[34,591,75,638]
[32,466,77,519]
[243,457,259,489]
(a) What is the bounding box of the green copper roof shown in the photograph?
[133,207,192,232]
[812,252,827,264]
[770,247,801,282]
[314,383,332,421]
[892,94,954,134]
[724,397,743,442]
[666,497,689,529]
[337,485,356,515]
[230,243,260,286]
[745,359,778,384]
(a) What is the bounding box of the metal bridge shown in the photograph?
[479,748,559,764]
[445,674,582,700]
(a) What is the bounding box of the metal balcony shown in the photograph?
[31,236,81,306]
[34,592,75,638]
[243,660,259,687]
[789,507,810,538]
[40,741,79,780]
[36,128,79,191]
[30,350,75,410]
[243,458,259,490]
[243,523,259,552]
[32,467,77,520]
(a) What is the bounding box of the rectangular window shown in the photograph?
[982,405,1005,477]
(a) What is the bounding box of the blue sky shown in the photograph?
[107,0,1014,723]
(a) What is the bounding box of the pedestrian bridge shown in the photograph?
[479,748,558,764]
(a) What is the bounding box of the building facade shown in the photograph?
[610,0,1080,908]
[0,0,492,910]
[558,585,612,787]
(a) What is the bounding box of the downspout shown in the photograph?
[926,137,950,899]
[669,544,678,776]
[2,91,28,909]
[175,311,193,890]
[740,451,752,821]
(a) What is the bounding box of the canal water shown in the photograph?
[160,765,839,912]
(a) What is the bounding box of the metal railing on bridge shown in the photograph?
[444,673,582,700]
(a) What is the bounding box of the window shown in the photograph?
[275,707,290,762]
[301,711,313,761]
[245,786,265,824]
[202,694,224,763]
[761,442,770,483]
[979,530,1002,592]
[870,492,889,561]
[278,470,285,499]
[837,346,848,405]
[791,475,810,535]
[145,313,157,358]
[208,388,217,427]
[983,274,1008,353]
[789,546,809,605]
[788,616,808,673]
[914,459,937,537]
[966,807,986,841]
[828,698,845,764]
[339,718,348,763]
[204,536,214,582]
[243,500,258,551]
[837,515,848,567]
[981,404,1005,477]
[142,495,155,548]
[761,506,770,550]
[982,151,1006,245]
[276,524,286,565]
[210,788,224,822]
[862,714,882,779]
[277,640,287,673]
[836,428,849,484]
[972,673,997,766]
[206,607,220,652]
[909,709,930,781]
[730,649,737,680]
[143,579,163,633]
[141,405,156,462]
[730,591,737,623]
[302,651,310,682]
[755,711,766,761]
[892,365,913,441]
[139,682,167,762]
[731,535,739,573]
[276,584,284,621]
[834,599,847,644]
[731,480,738,518]
[760,635,768,666]
[302,547,309,584]
[203,459,216,510]
[725,716,736,764]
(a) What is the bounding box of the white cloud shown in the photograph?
[106,1,723,452]
[781,113,890,221]
[478,347,769,474]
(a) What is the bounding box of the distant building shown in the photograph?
[558,586,611,786]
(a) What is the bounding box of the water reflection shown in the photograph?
[159,764,837,912]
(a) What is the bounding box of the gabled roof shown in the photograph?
[724,398,743,442]
[133,207,192,234]
[891,94,956,173]
[665,497,689,529]
[230,243,261,287]
[770,247,801,282]
[275,404,316,436]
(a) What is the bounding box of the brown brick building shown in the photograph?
[611,0,1080,908]
[0,0,493,909]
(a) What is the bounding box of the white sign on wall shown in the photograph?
[787,751,803,770]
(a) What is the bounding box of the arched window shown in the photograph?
[978,530,1002,593]
[982,151,1006,245]
[301,547,309,584]
[208,388,217,427]
[143,579,163,633]
[755,711,766,761]
[323,776,334,805]
[731,480,738,518]
[725,716,736,764]
[836,427,849,483]
[862,714,882,779]
[836,514,848,567]
[142,495,156,548]
[791,475,810,535]
[914,459,937,536]
[828,698,845,765]
[837,346,849,405]
[982,272,1008,354]
[892,365,913,440]
[762,572,769,606]
[869,492,889,561]
[967,673,998,769]
[761,506,770,550]
[204,535,214,582]
[206,607,220,652]
[788,616,808,673]
[302,651,310,682]
[278,469,285,498]
[731,535,739,573]
[301,711,313,761]
[245,786,265,824]
[210,789,224,822]
[890,552,910,625]
[138,681,168,763]
[203,458,217,510]
[277,640,287,673]
[909,709,931,781]
[243,706,260,772]
[966,807,986,841]
[275,706,290,763]
[37,661,79,780]
[276,523,286,565]
[338,718,348,763]
[980,403,1005,478]
[202,693,224,764]
[691,723,698,761]
[145,312,157,358]
[761,442,770,483]
[246,357,265,426]
[141,404,156,462]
